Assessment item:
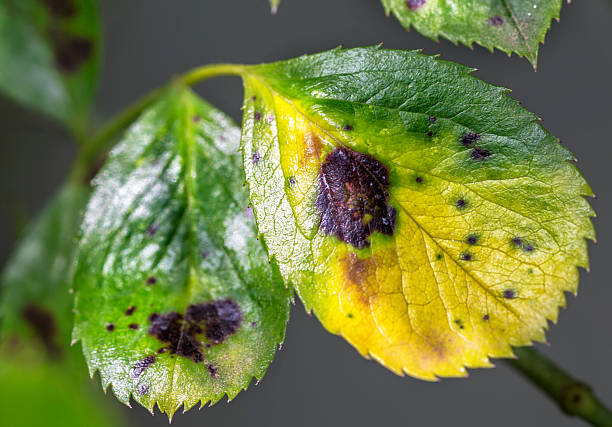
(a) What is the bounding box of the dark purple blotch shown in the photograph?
[316,147,396,249]
[405,0,426,11]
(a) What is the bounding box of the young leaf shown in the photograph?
[73,87,291,416]
[0,182,123,427]
[381,0,563,67]
[0,0,100,133]
[239,46,595,380]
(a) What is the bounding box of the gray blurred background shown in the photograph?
[1,1,611,426]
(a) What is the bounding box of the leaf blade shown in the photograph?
[73,87,291,416]
[381,0,563,67]
[0,0,100,132]
[0,182,123,427]
[239,46,594,379]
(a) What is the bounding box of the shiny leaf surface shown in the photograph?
[73,87,291,416]
[239,46,594,380]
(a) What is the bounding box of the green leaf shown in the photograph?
[0,182,123,427]
[381,0,563,67]
[73,86,291,417]
[1,182,90,358]
[0,0,101,132]
[239,46,594,379]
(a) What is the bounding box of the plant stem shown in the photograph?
[78,63,245,170]
[506,347,612,426]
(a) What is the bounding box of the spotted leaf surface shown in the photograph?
[381,0,563,67]
[240,47,594,380]
[0,182,123,427]
[72,87,291,416]
[0,0,100,132]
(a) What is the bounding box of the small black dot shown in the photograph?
[347,313,354,318]
[254,112,262,121]
[436,253,443,260]
[483,314,490,321]
[429,116,437,123]
[138,384,149,395]
[503,289,516,299]
[147,223,159,237]
[466,234,478,245]
[288,176,297,186]
[251,96,257,101]
[343,124,353,131]
[460,252,473,261]
[201,250,210,259]
[252,152,261,164]
[524,244,535,253]
[129,323,139,330]
[106,323,115,332]
[512,237,523,247]
[488,15,504,26]
[415,176,423,183]
[426,131,434,138]
[456,198,467,209]
[146,276,157,285]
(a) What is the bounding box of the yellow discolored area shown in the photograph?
[240,74,594,380]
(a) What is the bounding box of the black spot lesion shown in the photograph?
[131,355,156,379]
[405,0,426,11]
[49,30,94,74]
[465,234,479,245]
[455,198,467,210]
[454,319,465,329]
[316,146,396,249]
[148,299,243,365]
[38,0,77,18]
[460,251,473,261]
[503,289,516,299]
[471,147,491,161]
[21,304,61,358]
[511,237,536,253]
[461,132,481,147]
[488,15,504,26]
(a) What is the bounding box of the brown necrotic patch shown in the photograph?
[148,299,243,363]
[316,146,396,249]
[302,133,324,165]
[38,0,77,18]
[21,304,61,358]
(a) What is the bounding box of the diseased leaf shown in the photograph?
[73,87,291,417]
[0,182,123,427]
[1,182,90,358]
[381,0,563,67]
[0,0,100,132]
[239,47,595,380]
